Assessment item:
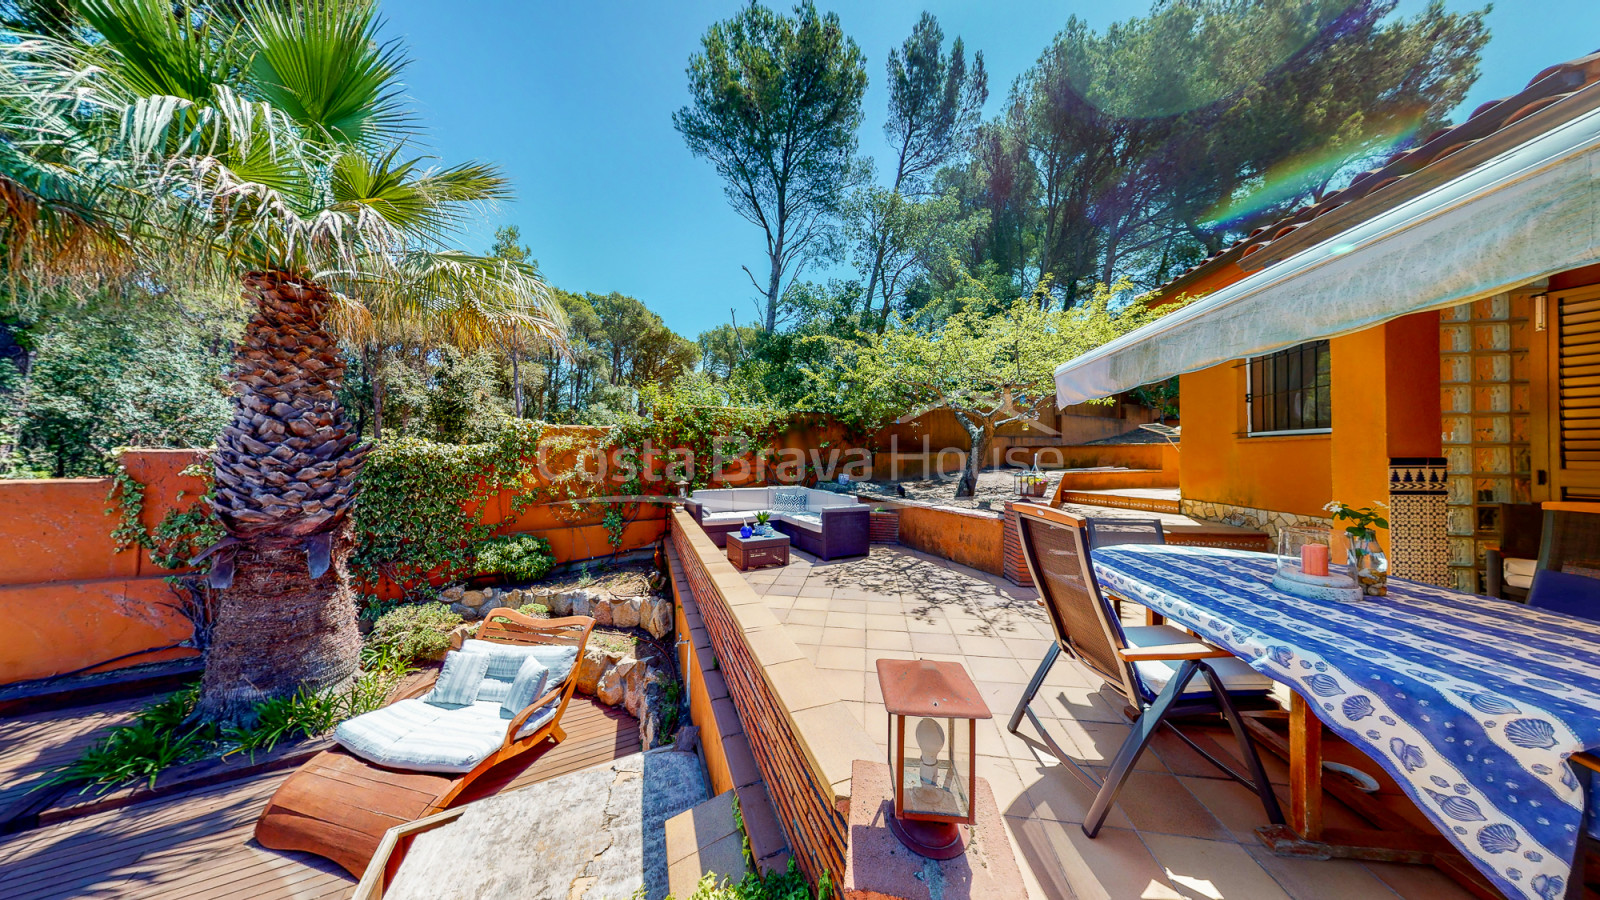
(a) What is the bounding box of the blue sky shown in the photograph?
[377,1,1600,339]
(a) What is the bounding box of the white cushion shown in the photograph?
[703,510,764,525]
[1121,625,1273,695]
[1504,557,1537,590]
[806,493,857,511]
[426,650,491,708]
[502,655,550,718]
[779,511,823,532]
[460,639,580,686]
[334,698,559,774]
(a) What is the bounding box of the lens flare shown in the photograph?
[1201,115,1426,231]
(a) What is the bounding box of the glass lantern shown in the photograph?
[1277,525,1333,580]
[875,658,991,859]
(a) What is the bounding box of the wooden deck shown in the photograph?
[0,696,640,899]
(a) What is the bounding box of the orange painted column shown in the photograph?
[1329,328,1395,559]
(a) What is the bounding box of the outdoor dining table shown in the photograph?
[1091,542,1600,900]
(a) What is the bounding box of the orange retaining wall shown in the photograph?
[0,430,670,686]
[890,503,1006,576]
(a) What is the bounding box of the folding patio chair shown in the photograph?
[1006,506,1284,837]
[1084,517,1165,550]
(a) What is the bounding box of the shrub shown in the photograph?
[224,668,406,755]
[518,603,550,618]
[367,602,463,665]
[476,534,556,582]
[51,684,217,791]
[662,862,825,899]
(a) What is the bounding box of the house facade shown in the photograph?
[1055,52,1600,593]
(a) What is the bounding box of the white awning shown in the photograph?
[1054,104,1600,407]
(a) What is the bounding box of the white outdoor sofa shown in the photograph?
[684,485,871,560]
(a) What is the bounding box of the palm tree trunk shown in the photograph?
[195,534,360,722]
[201,270,368,724]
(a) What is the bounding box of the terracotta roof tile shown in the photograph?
[1155,50,1600,298]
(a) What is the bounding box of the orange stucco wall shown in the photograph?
[891,504,1006,576]
[1178,313,1443,556]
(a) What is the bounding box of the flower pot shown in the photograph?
[1347,538,1389,597]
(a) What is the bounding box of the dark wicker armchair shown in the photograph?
[1487,504,1600,601]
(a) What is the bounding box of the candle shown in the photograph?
[1301,542,1329,577]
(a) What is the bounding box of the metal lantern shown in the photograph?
[875,659,991,859]
[1014,461,1048,499]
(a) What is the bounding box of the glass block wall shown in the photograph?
[1441,293,1534,592]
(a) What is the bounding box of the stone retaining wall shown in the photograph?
[668,511,877,892]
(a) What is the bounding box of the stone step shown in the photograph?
[665,790,752,896]
[1058,488,1183,515]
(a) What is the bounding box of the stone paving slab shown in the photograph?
[386,747,709,900]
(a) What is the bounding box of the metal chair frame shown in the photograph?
[1006,506,1283,837]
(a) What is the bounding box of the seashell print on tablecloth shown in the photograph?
[1504,719,1559,750]
[1530,873,1564,900]
[1342,695,1375,721]
[1460,691,1522,716]
[1392,738,1427,772]
[1427,789,1488,822]
[1305,673,1344,697]
[1477,823,1521,854]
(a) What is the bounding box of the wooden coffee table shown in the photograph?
[727,530,790,571]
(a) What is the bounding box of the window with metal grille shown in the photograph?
[1246,340,1331,435]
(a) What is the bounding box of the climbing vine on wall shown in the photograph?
[107,457,224,571]
[345,420,549,599]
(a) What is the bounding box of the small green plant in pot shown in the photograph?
[753,510,773,535]
[1324,501,1390,596]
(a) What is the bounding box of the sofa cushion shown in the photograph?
[773,487,809,512]
[426,650,492,708]
[334,698,560,773]
[501,655,551,718]
[460,639,580,686]
[703,510,761,525]
[806,492,857,511]
[780,511,824,532]
[730,488,774,512]
[1504,557,1537,590]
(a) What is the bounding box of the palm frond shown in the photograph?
[243,0,414,148]
[77,0,245,104]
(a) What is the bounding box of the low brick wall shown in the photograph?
[668,511,877,892]
[886,503,1007,577]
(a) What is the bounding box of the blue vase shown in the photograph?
[740,525,753,539]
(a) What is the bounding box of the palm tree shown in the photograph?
[5,0,564,721]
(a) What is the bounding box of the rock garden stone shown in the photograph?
[623,663,648,718]
[440,586,465,603]
[460,590,488,608]
[597,658,635,707]
[566,590,593,619]
[450,602,477,620]
[479,596,504,616]
[447,623,475,650]
[576,647,621,696]
[592,597,614,627]
[613,597,642,629]
[641,678,673,749]
[641,598,673,639]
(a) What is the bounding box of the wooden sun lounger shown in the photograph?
[254,611,595,876]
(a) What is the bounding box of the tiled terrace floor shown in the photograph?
[743,545,1477,900]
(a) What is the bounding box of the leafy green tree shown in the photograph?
[955,0,1488,302]
[3,0,562,722]
[844,189,988,329]
[859,13,987,330]
[675,1,868,330]
[813,283,1170,496]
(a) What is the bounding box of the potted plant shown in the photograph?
[753,510,774,536]
[1325,501,1390,596]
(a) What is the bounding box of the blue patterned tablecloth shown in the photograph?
[1092,544,1600,900]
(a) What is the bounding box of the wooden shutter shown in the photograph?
[1559,293,1600,468]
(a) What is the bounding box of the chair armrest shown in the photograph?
[502,680,572,749]
[1118,643,1233,662]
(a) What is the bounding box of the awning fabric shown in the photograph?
[1054,105,1600,407]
